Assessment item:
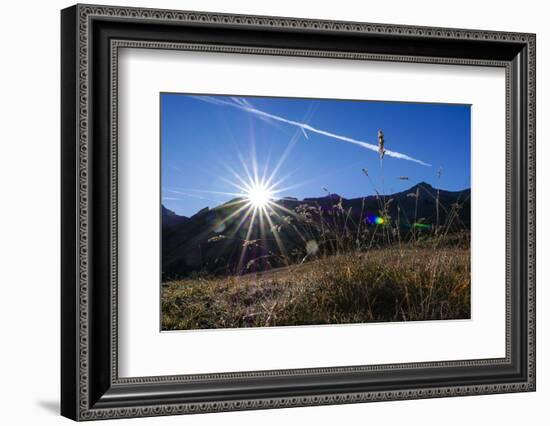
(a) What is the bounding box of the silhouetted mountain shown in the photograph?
[304,193,343,202]
[162,205,188,228]
[162,182,470,280]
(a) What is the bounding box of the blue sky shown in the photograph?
[161,93,471,217]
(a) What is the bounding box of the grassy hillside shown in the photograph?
[162,244,470,330]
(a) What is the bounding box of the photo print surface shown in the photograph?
[161,94,471,331]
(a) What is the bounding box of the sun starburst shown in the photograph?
[164,122,313,275]
[244,181,274,209]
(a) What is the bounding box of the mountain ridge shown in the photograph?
[162,182,470,279]
[166,182,469,221]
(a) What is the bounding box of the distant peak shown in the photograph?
[408,181,434,191]
[416,181,433,188]
[322,193,344,200]
[161,204,188,227]
[162,204,177,216]
[303,193,344,202]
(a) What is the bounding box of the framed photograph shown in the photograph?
[61,4,536,421]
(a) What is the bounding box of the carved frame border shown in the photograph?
[62,3,535,421]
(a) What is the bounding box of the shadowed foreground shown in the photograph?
[161,246,470,330]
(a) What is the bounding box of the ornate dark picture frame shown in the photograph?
[61,4,536,421]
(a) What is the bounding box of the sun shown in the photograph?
[246,182,273,209]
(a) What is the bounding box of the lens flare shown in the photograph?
[374,216,385,225]
[413,222,431,229]
[366,214,386,225]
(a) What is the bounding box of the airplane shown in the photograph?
[378,129,385,159]
[398,176,409,180]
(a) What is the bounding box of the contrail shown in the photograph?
[191,96,431,167]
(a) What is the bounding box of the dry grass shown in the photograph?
[161,245,470,330]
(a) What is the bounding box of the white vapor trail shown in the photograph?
[191,95,431,167]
